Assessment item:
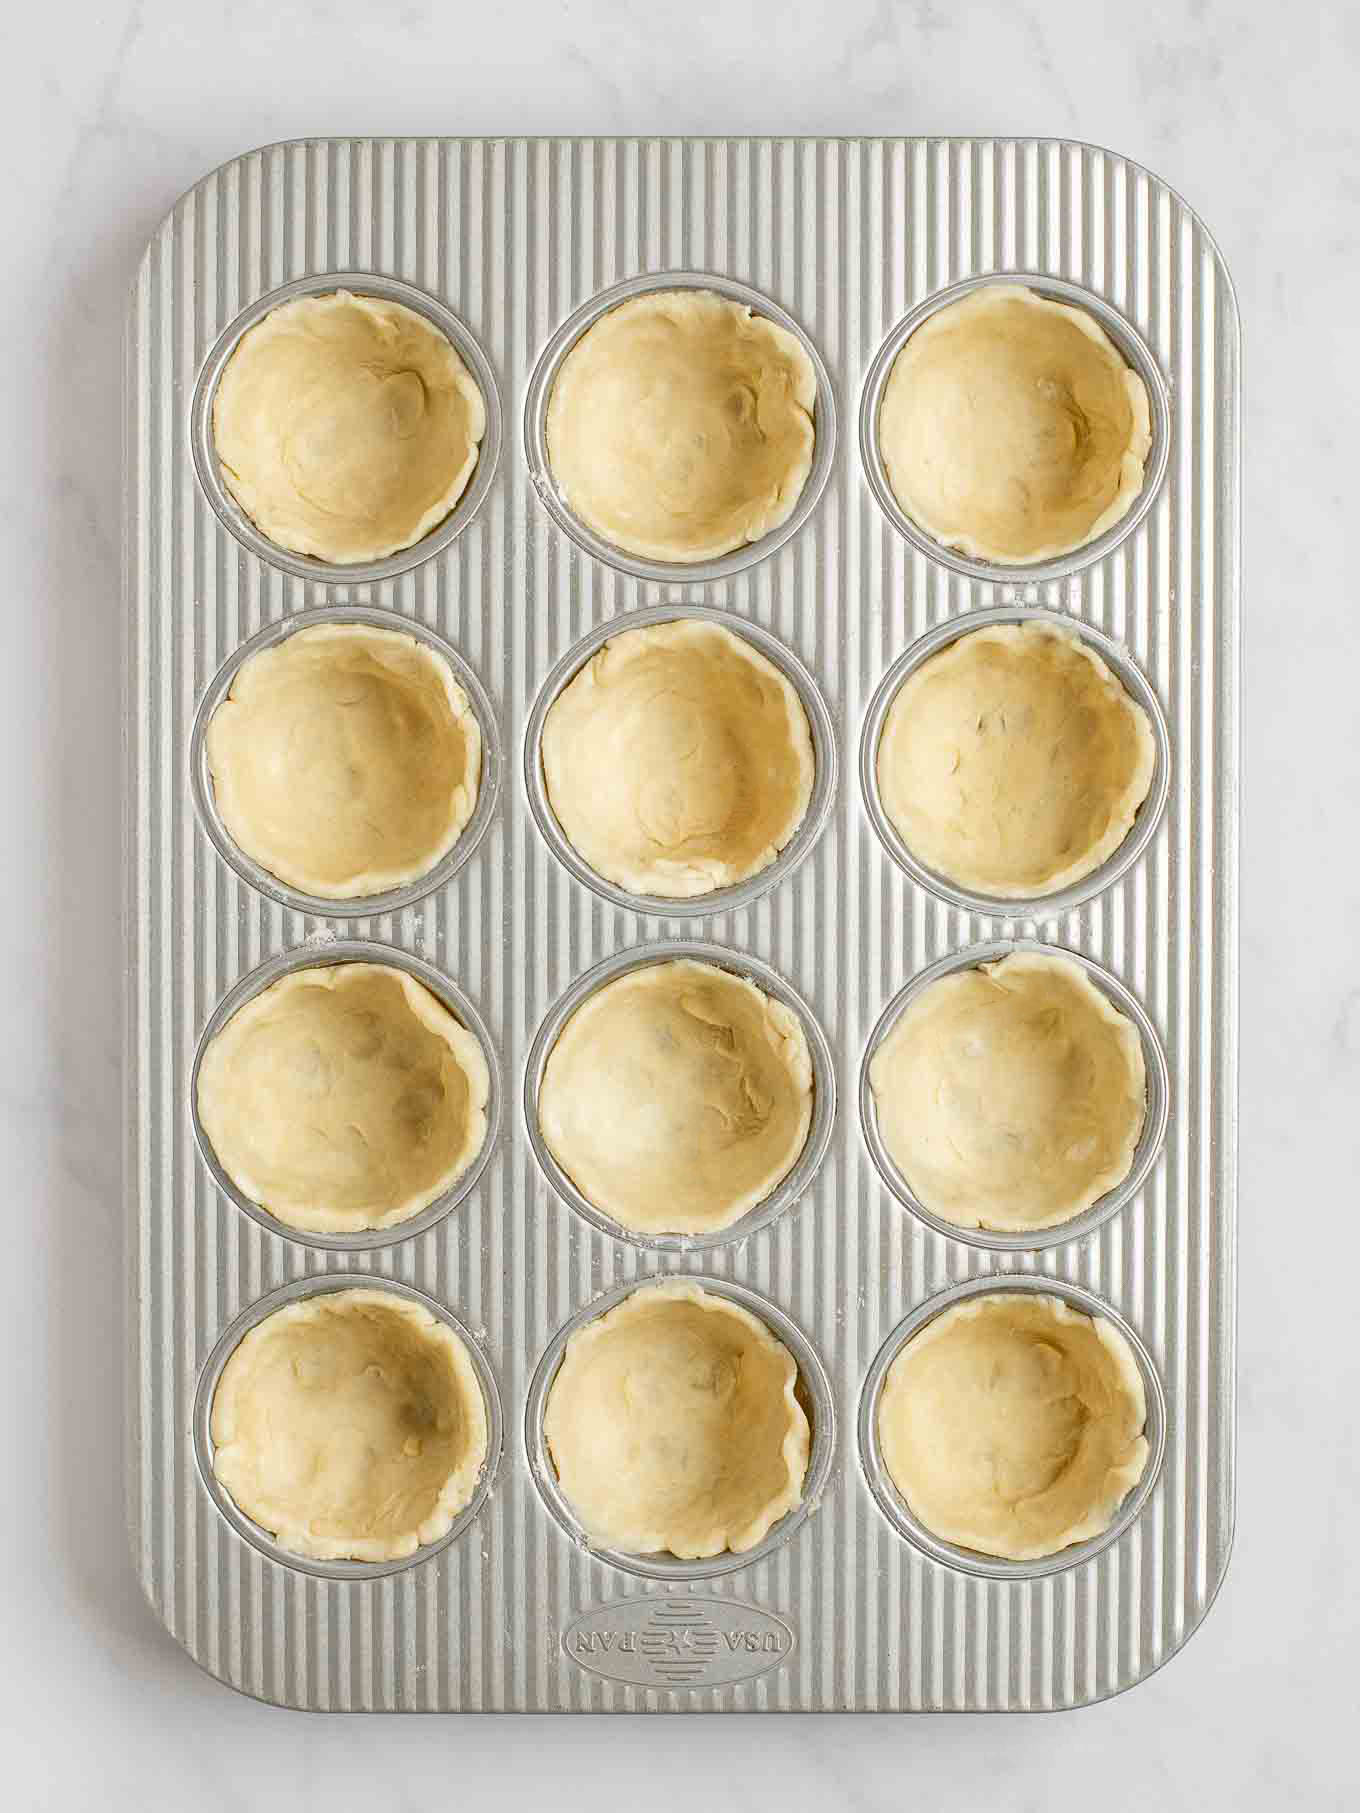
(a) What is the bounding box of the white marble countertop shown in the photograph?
[4,1,1356,1806]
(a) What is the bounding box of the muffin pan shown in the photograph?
[126,137,1238,1711]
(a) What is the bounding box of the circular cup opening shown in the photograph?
[858,273,1170,585]
[190,271,503,585]
[190,604,502,918]
[193,1273,502,1581]
[524,940,836,1252]
[525,1274,835,1583]
[190,939,502,1252]
[523,270,838,584]
[859,938,1169,1252]
[859,604,1170,919]
[857,1272,1166,1580]
[525,604,837,919]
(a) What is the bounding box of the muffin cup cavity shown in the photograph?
[859,939,1169,1252]
[190,940,501,1253]
[190,271,502,585]
[857,1273,1166,1580]
[524,270,837,584]
[859,273,1170,585]
[524,941,836,1252]
[191,606,502,918]
[525,604,837,919]
[193,1274,502,1582]
[525,1275,835,1583]
[860,605,1170,919]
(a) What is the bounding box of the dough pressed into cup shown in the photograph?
[877,284,1152,566]
[212,290,486,565]
[538,958,814,1236]
[876,621,1155,899]
[868,950,1146,1233]
[545,289,817,563]
[877,1291,1149,1561]
[544,1281,810,1558]
[211,1288,489,1563]
[541,618,814,899]
[206,622,482,900]
[197,962,490,1236]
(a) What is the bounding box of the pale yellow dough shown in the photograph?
[878,284,1152,565]
[212,290,486,564]
[544,1281,809,1558]
[545,289,817,563]
[211,1288,488,1563]
[877,621,1155,898]
[197,962,490,1235]
[869,951,1146,1232]
[538,958,813,1235]
[877,1291,1149,1561]
[541,619,814,899]
[206,623,482,900]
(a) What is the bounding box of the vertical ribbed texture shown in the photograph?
[125,137,1239,1712]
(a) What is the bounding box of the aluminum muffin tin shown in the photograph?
[125,136,1239,1712]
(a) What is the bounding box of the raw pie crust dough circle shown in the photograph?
[212,289,486,564]
[211,1288,488,1563]
[538,958,814,1236]
[544,1281,809,1558]
[545,289,817,563]
[542,618,814,899]
[869,950,1146,1232]
[207,622,482,900]
[878,284,1152,565]
[877,621,1155,899]
[197,962,490,1235]
[877,1291,1148,1561]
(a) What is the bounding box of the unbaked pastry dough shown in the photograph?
[206,622,482,900]
[876,621,1155,898]
[537,958,813,1235]
[878,284,1152,565]
[212,289,486,564]
[211,1288,488,1562]
[541,618,814,899]
[197,962,490,1235]
[544,1281,809,1558]
[877,1291,1148,1560]
[545,289,817,563]
[869,950,1146,1232]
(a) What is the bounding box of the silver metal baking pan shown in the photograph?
[125,136,1239,1712]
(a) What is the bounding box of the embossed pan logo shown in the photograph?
[563,1597,796,1690]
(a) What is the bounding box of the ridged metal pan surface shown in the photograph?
[124,136,1239,1712]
